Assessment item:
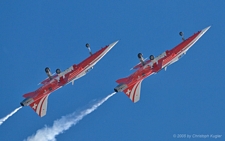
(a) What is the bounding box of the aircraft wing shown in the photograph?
[65,41,118,84]
[123,80,143,103]
[40,74,57,85]
[29,95,49,117]
[131,59,151,70]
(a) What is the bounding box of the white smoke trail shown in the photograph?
[25,92,116,141]
[0,106,22,126]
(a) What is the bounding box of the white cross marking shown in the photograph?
[33,103,37,109]
[126,89,131,95]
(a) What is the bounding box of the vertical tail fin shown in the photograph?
[123,80,143,103]
[29,95,49,117]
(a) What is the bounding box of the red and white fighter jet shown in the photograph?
[114,26,210,103]
[20,41,118,117]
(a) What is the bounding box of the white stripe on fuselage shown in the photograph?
[68,41,118,84]
[162,28,209,69]
[45,41,117,85]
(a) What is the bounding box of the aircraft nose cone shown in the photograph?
[108,40,119,49]
[201,26,211,34]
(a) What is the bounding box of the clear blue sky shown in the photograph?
[0,1,224,141]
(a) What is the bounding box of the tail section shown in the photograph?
[123,80,143,103]
[29,95,49,117]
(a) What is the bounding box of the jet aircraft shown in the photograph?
[20,41,118,117]
[114,26,210,103]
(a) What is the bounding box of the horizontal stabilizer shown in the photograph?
[116,77,130,84]
[23,91,37,98]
